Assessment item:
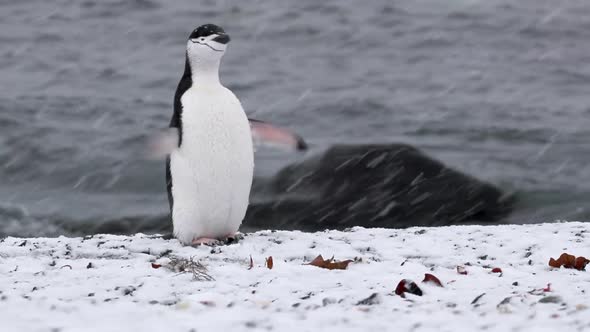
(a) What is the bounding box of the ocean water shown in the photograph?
[1,0,589,237]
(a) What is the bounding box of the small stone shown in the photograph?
[122,287,136,296]
[199,301,215,307]
[356,293,380,306]
[322,297,337,306]
[539,296,562,304]
[471,293,486,305]
[300,292,312,300]
[161,299,177,306]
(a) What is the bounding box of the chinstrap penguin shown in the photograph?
[161,24,306,246]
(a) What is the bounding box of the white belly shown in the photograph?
[170,86,254,244]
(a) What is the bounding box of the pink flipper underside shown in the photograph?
[146,128,179,159]
[249,120,307,151]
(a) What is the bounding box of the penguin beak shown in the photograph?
[212,34,230,45]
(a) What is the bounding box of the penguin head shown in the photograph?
[186,24,231,63]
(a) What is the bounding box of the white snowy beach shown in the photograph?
[1,222,589,332]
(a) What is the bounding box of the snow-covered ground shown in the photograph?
[1,222,589,332]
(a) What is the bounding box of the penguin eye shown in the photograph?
[199,37,205,42]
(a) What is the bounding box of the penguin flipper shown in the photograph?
[145,128,180,159]
[249,119,307,151]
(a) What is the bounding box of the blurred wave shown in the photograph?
[1,0,590,236]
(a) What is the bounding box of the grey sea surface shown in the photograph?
[1,0,589,236]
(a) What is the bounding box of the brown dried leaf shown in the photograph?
[248,255,254,270]
[395,279,423,298]
[151,263,162,269]
[422,273,443,287]
[266,256,274,270]
[575,257,590,270]
[561,253,576,268]
[307,255,353,270]
[548,253,589,271]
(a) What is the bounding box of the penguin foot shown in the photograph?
[223,232,244,244]
[191,237,222,246]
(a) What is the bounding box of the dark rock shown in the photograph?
[244,144,514,231]
[49,144,514,236]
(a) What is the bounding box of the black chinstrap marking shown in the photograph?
[190,40,224,52]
